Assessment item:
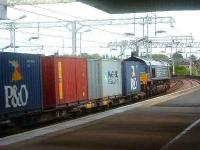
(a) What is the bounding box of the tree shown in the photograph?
[190,54,197,63]
[81,53,102,59]
[152,54,169,62]
[172,52,184,64]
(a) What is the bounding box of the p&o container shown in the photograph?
[42,56,88,109]
[122,61,141,96]
[0,52,42,121]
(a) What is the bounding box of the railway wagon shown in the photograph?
[87,59,122,100]
[42,56,88,109]
[0,52,42,122]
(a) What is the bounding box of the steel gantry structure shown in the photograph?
[0,15,175,55]
[107,35,200,76]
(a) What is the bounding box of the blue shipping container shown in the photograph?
[0,52,42,120]
[122,61,141,96]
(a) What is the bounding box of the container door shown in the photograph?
[76,59,88,101]
[63,58,77,103]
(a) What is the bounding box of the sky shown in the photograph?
[1,2,200,58]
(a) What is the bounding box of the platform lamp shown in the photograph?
[79,29,92,56]
[10,15,27,52]
[166,45,175,76]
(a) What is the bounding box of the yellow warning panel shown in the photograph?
[140,73,148,83]
[58,62,63,100]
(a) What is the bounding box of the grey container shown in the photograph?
[87,59,122,99]
[87,60,101,99]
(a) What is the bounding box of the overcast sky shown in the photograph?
[2,2,200,57]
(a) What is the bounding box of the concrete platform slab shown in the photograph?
[2,87,200,150]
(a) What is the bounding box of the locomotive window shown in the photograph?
[152,68,156,78]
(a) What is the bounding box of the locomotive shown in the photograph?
[0,52,170,126]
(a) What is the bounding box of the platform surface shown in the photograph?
[2,89,200,150]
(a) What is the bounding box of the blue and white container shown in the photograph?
[122,61,141,96]
[0,52,42,121]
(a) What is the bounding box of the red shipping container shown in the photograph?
[42,56,88,109]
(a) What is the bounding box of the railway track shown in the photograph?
[0,78,199,138]
[166,79,184,94]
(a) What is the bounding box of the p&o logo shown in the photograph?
[131,66,137,91]
[4,60,29,108]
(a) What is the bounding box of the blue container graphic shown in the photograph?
[0,52,42,120]
[122,61,141,96]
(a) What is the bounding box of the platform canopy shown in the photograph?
[78,0,200,13]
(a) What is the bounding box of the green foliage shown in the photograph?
[81,53,102,59]
[190,54,197,62]
[174,65,199,76]
[172,52,183,59]
[8,0,75,6]
[172,52,184,64]
[152,54,169,62]
[174,65,189,75]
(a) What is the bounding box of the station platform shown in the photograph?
[2,87,200,150]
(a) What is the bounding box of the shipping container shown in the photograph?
[122,61,141,96]
[0,52,42,120]
[87,59,122,99]
[100,60,122,97]
[42,56,88,109]
[87,60,101,100]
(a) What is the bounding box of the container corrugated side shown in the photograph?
[100,60,122,97]
[122,61,141,96]
[87,60,101,100]
[0,52,42,119]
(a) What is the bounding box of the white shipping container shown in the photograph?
[87,59,122,99]
[100,60,122,97]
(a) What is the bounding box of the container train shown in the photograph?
[0,52,170,126]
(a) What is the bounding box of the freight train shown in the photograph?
[0,52,170,126]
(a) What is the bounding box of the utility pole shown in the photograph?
[134,14,136,36]
[10,22,16,52]
[171,47,175,76]
[189,46,192,76]
[155,14,157,36]
[72,22,77,56]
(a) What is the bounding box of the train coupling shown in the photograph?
[99,98,110,107]
[84,101,95,109]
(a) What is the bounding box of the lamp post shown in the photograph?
[10,15,27,52]
[79,29,91,56]
[171,47,175,76]
[29,21,40,41]
[166,45,175,75]
[188,45,192,76]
